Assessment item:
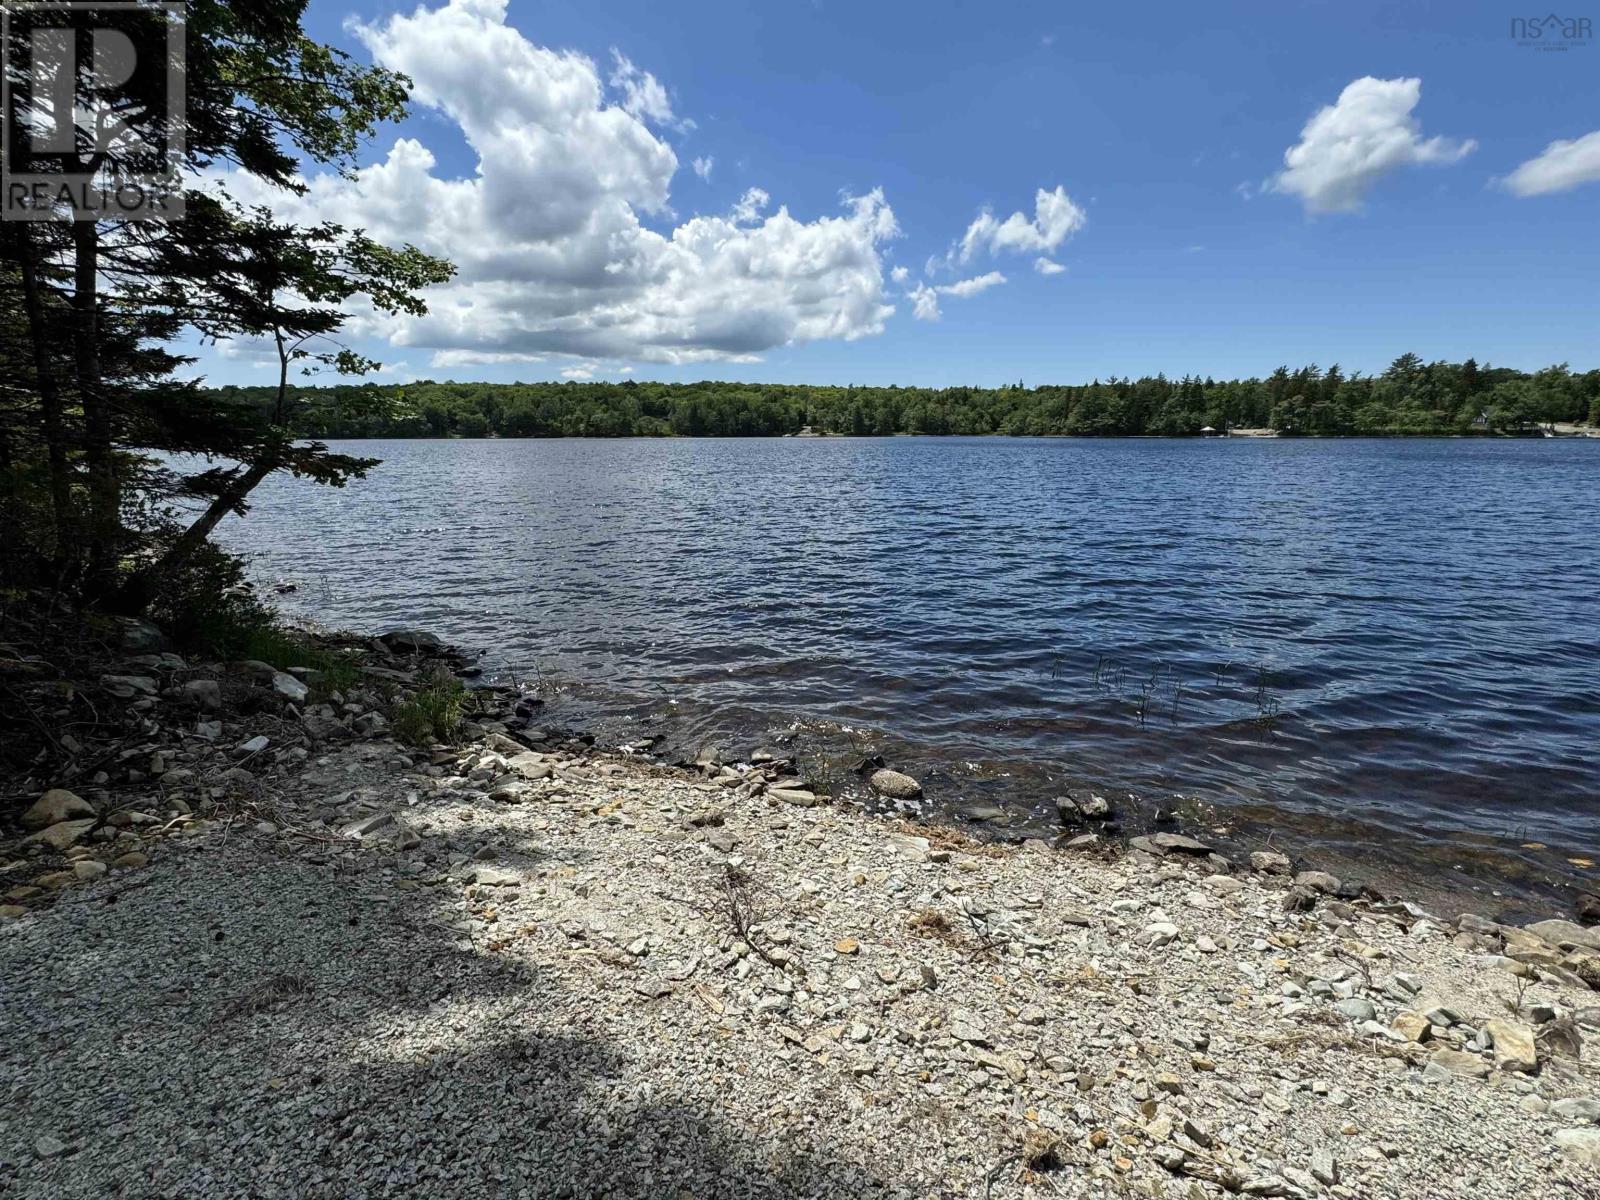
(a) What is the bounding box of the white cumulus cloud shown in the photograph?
[956,186,1086,263]
[1270,76,1474,214]
[691,154,714,181]
[906,271,1008,321]
[940,270,1007,299]
[1499,130,1600,197]
[216,0,901,367]
[908,283,942,321]
[730,187,770,224]
[608,49,690,131]
[1033,257,1066,275]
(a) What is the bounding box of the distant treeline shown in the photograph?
[210,355,1600,439]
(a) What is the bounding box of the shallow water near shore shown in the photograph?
[220,436,1600,901]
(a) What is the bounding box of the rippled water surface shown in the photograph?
[223,437,1600,875]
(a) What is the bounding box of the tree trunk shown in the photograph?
[0,407,17,582]
[116,456,278,614]
[14,225,75,567]
[117,328,293,613]
[274,327,290,425]
[70,220,117,591]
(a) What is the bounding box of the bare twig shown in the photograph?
[719,864,788,971]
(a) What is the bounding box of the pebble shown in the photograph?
[949,1009,988,1044]
[1336,997,1377,1022]
[1483,1019,1538,1074]
[1142,921,1181,947]
[1310,1148,1339,1185]
[1428,1049,1490,1080]
[1391,1012,1431,1042]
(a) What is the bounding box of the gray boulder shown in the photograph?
[1526,919,1600,952]
[868,769,922,800]
[177,678,222,710]
[1250,850,1292,874]
[22,788,95,830]
[114,618,164,653]
[1556,1129,1600,1168]
[1295,870,1343,894]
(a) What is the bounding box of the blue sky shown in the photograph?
[196,0,1600,388]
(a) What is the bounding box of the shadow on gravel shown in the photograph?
[0,842,908,1199]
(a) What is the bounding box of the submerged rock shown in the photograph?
[380,630,443,654]
[1152,832,1211,854]
[1056,793,1112,821]
[1130,832,1211,857]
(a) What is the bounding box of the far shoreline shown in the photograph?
[284,428,1600,442]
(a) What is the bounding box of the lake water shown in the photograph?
[223,437,1600,897]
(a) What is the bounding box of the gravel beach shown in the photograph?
[5,707,1600,1198]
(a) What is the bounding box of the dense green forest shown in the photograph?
[206,355,1600,439]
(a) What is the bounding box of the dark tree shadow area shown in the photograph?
[0,838,916,1199]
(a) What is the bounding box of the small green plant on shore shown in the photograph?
[226,623,365,696]
[392,670,467,746]
[144,543,361,698]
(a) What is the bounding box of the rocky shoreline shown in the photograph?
[3,622,1600,1197]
